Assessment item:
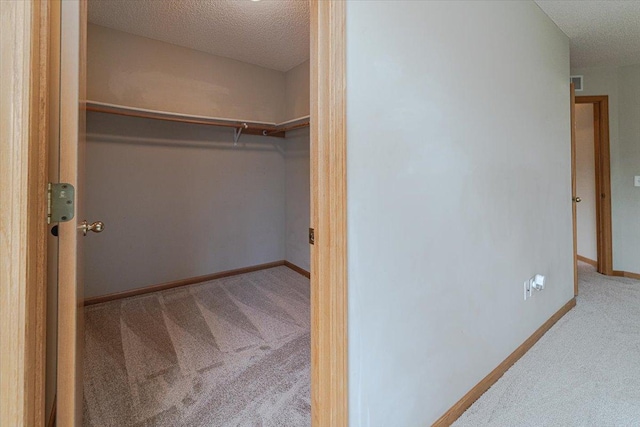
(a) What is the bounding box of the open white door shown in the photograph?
[56,1,87,425]
[570,83,578,296]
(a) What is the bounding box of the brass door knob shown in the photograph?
[79,220,105,236]
[573,197,582,203]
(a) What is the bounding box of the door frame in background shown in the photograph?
[2,1,349,426]
[574,95,613,277]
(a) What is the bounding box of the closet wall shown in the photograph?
[284,59,311,272]
[284,60,310,120]
[88,24,285,121]
[85,25,309,298]
[285,128,311,271]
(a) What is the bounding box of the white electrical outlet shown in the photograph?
[634,176,640,187]
[531,274,546,291]
[524,274,545,300]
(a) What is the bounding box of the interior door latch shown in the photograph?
[47,183,75,224]
[309,228,315,245]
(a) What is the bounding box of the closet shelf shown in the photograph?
[86,101,310,139]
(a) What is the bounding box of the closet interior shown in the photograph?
[78,1,311,425]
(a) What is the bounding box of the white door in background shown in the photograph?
[575,103,597,262]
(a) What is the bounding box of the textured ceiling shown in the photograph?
[535,1,640,68]
[88,0,309,72]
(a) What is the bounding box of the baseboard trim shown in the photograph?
[284,260,311,278]
[47,395,56,427]
[577,255,597,267]
[612,270,640,280]
[432,297,577,427]
[84,261,286,306]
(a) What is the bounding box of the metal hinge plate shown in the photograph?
[47,183,75,224]
[309,228,315,245]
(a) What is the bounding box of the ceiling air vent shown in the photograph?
[570,75,583,91]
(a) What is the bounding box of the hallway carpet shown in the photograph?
[454,262,640,426]
[83,266,310,427]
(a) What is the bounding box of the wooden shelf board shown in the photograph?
[86,101,309,139]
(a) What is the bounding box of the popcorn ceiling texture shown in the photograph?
[88,0,309,72]
[535,1,640,68]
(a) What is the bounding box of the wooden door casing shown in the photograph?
[56,1,87,425]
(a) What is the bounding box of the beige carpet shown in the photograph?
[454,262,640,426]
[83,266,310,427]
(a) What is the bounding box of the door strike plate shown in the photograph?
[48,183,75,224]
[309,228,315,245]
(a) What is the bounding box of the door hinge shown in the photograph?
[309,228,315,245]
[47,183,75,224]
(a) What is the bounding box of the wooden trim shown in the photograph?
[612,270,640,281]
[45,1,61,421]
[86,101,310,139]
[47,395,56,427]
[0,1,33,424]
[284,261,311,278]
[432,298,577,427]
[84,261,286,305]
[592,102,603,272]
[577,255,597,267]
[30,2,51,424]
[311,1,348,426]
[571,83,578,296]
[598,97,613,275]
[575,95,613,276]
[0,1,49,426]
[56,2,87,423]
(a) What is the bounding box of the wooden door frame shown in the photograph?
[310,1,348,426]
[4,1,349,426]
[56,0,87,425]
[0,1,50,426]
[574,95,613,276]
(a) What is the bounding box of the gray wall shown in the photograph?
[285,128,311,271]
[284,60,310,121]
[283,60,311,271]
[88,24,286,123]
[84,112,286,298]
[575,103,597,260]
[346,1,572,425]
[85,24,310,298]
[571,64,640,274]
[616,65,640,274]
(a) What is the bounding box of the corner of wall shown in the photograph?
[283,59,311,122]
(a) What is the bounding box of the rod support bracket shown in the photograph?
[234,123,249,144]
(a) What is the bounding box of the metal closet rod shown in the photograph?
[85,101,310,139]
